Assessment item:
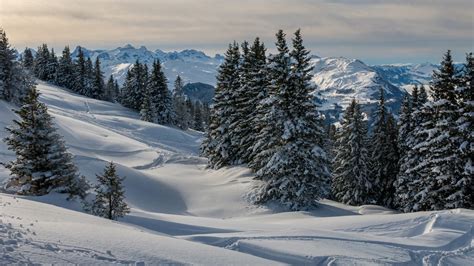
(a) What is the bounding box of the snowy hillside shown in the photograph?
[310,56,405,119]
[0,82,473,264]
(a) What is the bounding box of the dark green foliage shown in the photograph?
[4,88,88,198]
[332,100,372,205]
[89,162,130,220]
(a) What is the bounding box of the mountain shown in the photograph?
[310,56,405,123]
[70,45,223,87]
[371,63,438,88]
[35,44,448,120]
[1,82,472,264]
[183,82,215,104]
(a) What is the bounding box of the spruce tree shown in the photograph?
[90,162,130,220]
[22,48,34,70]
[34,44,50,80]
[201,42,240,168]
[91,57,105,99]
[121,60,146,110]
[172,75,190,130]
[449,52,473,209]
[254,29,330,210]
[140,89,153,122]
[56,46,74,89]
[396,51,463,212]
[397,92,412,159]
[47,48,58,83]
[368,89,399,207]
[73,47,86,94]
[0,28,34,104]
[83,57,94,97]
[104,75,117,102]
[231,39,268,165]
[4,88,88,198]
[146,60,174,125]
[332,100,372,205]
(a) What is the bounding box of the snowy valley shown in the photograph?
[0,82,473,264]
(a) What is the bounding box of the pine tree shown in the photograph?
[231,39,268,164]
[34,44,50,80]
[201,42,240,168]
[368,89,399,207]
[332,100,372,205]
[47,48,58,82]
[146,60,174,124]
[140,89,153,122]
[73,47,86,94]
[104,75,117,102]
[56,46,74,89]
[396,51,463,212]
[121,60,146,110]
[449,52,473,209]
[0,28,34,104]
[22,48,34,70]
[172,75,190,129]
[3,88,88,198]
[83,57,94,97]
[90,162,130,220]
[253,29,330,210]
[397,92,412,159]
[91,57,105,99]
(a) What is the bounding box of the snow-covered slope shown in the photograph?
[1,82,473,264]
[310,56,405,121]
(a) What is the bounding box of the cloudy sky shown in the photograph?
[1,0,472,64]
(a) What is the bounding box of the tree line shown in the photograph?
[1,29,129,220]
[202,29,473,212]
[23,43,210,131]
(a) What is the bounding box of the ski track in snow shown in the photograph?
[0,81,473,265]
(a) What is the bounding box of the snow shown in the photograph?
[1,81,473,264]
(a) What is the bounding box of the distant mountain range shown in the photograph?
[21,44,455,121]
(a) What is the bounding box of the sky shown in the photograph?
[1,0,473,64]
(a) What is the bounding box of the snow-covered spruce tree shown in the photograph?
[332,99,372,205]
[397,92,412,159]
[254,29,330,210]
[83,57,94,97]
[4,88,88,198]
[448,52,473,209]
[90,162,130,220]
[56,46,74,89]
[73,47,86,94]
[395,89,434,212]
[396,50,462,212]
[121,60,147,111]
[201,42,240,168]
[146,60,174,125]
[140,88,154,122]
[232,38,268,165]
[0,28,34,104]
[416,50,463,211]
[34,44,50,80]
[104,75,117,102]
[172,75,191,130]
[91,57,105,100]
[47,48,58,83]
[250,32,289,173]
[22,47,34,71]
[368,88,399,207]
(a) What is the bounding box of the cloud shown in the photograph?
[0,0,472,63]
